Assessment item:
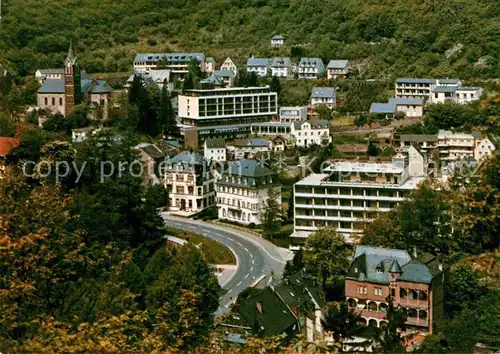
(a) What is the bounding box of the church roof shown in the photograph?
[38,78,111,94]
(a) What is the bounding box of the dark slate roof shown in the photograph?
[141,144,164,159]
[433,85,457,93]
[400,134,438,142]
[37,79,64,93]
[205,138,226,148]
[299,57,323,67]
[38,78,111,94]
[389,259,403,273]
[327,60,349,69]
[438,78,460,84]
[388,97,424,106]
[271,35,285,40]
[213,70,234,78]
[370,103,395,114]
[90,85,113,94]
[200,75,223,85]
[271,57,292,67]
[233,138,270,147]
[225,159,275,178]
[311,87,334,98]
[247,58,269,67]
[168,151,206,165]
[396,78,437,84]
[400,253,444,284]
[346,246,412,284]
[293,120,330,130]
[206,56,215,63]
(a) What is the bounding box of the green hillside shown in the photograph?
[0,0,499,78]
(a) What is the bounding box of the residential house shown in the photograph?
[228,138,272,160]
[291,148,425,247]
[345,245,446,334]
[474,136,496,161]
[126,69,172,91]
[213,70,235,87]
[200,75,224,89]
[310,87,336,109]
[205,57,216,74]
[133,53,206,75]
[298,58,325,79]
[291,120,331,148]
[204,138,227,162]
[135,142,165,185]
[71,126,106,143]
[270,35,286,47]
[220,57,238,76]
[236,271,327,343]
[216,159,280,225]
[326,60,349,80]
[178,87,278,149]
[37,43,112,119]
[35,69,64,83]
[272,135,287,152]
[270,57,292,78]
[164,151,215,213]
[279,106,308,123]
[370,97,424,118]
[246,58,270,77]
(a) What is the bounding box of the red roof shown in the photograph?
[0,137,20,156]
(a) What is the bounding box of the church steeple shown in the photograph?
[64,39,81,116]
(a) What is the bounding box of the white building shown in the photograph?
[35,69,64,83]
[213,70,235,87]
[216,159,281,225]
[133,53,206,75]
[270,57,292,78]
[205,57,216,74]
[291,120,331,148]
[474,136,496,161]
[291,148,425,248]
[326,60,349,80]
[246,58,270,77]
[204,138,227,162]
[395,78,482,104]
[228,138,272,160]
[164,151,215,213]
[298,58,325,79]
[279,106,308,123]
[311,87,336,109]
[220,57,238,76]
[370,98,424,118]
[126,69,173,91]
[271,35,286,47]
[455,87,483,104]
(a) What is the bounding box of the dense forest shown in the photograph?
[0,0,499,78]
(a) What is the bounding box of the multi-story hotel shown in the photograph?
[178,86,278,149]
[133,53,206,75]
[395,78,482,104]
[164,151,215,214]
[291,147,425,248]
[216,159,281,225]
[345,245,445,334]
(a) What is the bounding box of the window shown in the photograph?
[59,97,63,106]
[356,286,367,294]
[374,288,383,296]
[52,97,55,105]
[44,97,48,105]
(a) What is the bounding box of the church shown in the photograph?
[37,42,112,120]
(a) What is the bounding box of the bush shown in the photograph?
[248,222,256,229]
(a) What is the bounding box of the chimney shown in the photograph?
[256,301,263,314]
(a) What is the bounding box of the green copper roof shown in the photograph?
[389,259,403,273]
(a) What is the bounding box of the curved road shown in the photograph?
[162,215,288,316]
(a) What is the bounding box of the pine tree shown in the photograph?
[261,188,282,237]
[157,81,176,137]
[270,76,281,96]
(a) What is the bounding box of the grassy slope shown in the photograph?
[1,0,499,78]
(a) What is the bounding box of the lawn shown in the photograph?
[331,115,355,126]
[165,226,236,265]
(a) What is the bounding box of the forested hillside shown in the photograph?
[1,0,499,78]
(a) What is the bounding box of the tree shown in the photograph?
[375,297,407,353]
[157,81,176,137]
[183,73,194,91]
[444,266,486,317]
[261,188,282,237]
[322,302,363,343]
[270,76,281,97]
[286,190,294,222]
[302,227,351,289]
[247,71,259,87]
[367,141,378,156]
[283,247,304,277]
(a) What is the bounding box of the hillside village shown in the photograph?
[0,33,499,353]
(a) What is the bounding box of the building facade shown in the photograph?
[345,245,445,334]
[270,57,292,78]
[271,35,286,47]
[395,78,482,104]
[204,138,227,162]
[133,53,206,75]
[326,60,349,80]
[178,87,278,149]
[228,138,272,160]
[216,159,281,225]
[220,57,238,76]
[298,58,325,79]
[246,58,270,77]
[164,151,215,213]
[370,98,424,118]
[311,87,336,109]
[279,106,308,123]
[291,149,425,247]
[290,120,331,148]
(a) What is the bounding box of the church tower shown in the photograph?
[64,40,81,116]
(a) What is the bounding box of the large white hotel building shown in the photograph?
[291,146,426,248]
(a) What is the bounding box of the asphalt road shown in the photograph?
[162,215,287,316]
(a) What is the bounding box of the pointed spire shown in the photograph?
[65,39,77,66]
[389,259,403,273]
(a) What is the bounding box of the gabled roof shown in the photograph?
[38,78,111,94]
[225,159,275,178]
[0,137,20,157]
[396,78,437,84]
[206,56,215,63]
[432,86,457,93]
[327,60,349,69]
[38,68,64,75]
[293,120,329,130]
[311,87,334,98]
[271,35,285,40]
[205,138,226,149]
[438,78,460,85]
[400,134,438,142]
[299,57,323,66]
[168,151,206,165]
[247,58,269,67]
[388,97,424,106]
[271,57,291,67]
[137,143,164,159]
[233,138,270,147]
[213,70,234,78]
[200,75,223,86]
[370,103,395,114]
